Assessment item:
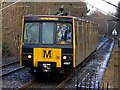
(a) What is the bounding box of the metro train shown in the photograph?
[20,13,98,75]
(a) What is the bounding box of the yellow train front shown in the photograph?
[20,15,98,74]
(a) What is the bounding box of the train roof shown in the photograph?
[24,14,95,24]
[24,14,76,18]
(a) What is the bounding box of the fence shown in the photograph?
[75,73,109,90]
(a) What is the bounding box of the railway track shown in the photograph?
[17,53,95,90]
[1,61,19,68]
[18,80,34,90]
[18,73,66,89]
[2,37,110,89]
[17,38,111,90]
[1,61,25,77]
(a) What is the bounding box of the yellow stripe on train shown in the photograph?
[33,48,61,67]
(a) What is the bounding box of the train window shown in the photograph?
[56,23,72,44]
[42,23,54,44]
[24,23,39,44]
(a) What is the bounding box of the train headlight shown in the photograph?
[63,56,67,60]
[28,55,32,59]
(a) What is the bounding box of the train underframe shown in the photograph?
[29,65,73,76]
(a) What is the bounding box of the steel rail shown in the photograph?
[0,61,19,68]
[1,66,25,77]
[18,80,34,90]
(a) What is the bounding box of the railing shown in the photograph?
[75,73,109,90]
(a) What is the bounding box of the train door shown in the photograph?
[75,20,80,66]
[83,21,86,58]
[79,20,84,62]
[90,22,93,53]
[82,20,85,59]
[95,24,98,48]
[87,22,90,56]
[86,22,88,57]
[92,23,95,51]
[75,19,84,66]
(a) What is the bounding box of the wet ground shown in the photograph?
[101,39,120,89]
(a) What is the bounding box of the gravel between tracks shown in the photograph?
[2,68,33,89]
[1,63,22,76]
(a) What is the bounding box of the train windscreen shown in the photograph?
[23,22,72,45]
[24,22,39,44]
[56,23,72,44]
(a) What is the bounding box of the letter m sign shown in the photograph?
[43,50,52,58]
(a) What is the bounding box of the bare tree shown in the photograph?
[88,11,114,36]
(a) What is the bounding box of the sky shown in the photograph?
[84,0,120,14]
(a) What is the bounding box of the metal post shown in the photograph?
[94,79,96,89]
[80,81,82,90]
[98,81,100,90]
[107,82,109,90]
[102,83,104,90]
[85,79,86,90]
[89,80,91,90]
[88,75,91,90]
[107,23,108,36]
[76,80,79,90]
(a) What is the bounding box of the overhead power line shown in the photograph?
[82,0,119,19]
[0,0,21,12]
[102,0,120,9]
[85,2,119,19]
[101,0,120,21]
[0,0,119,20]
